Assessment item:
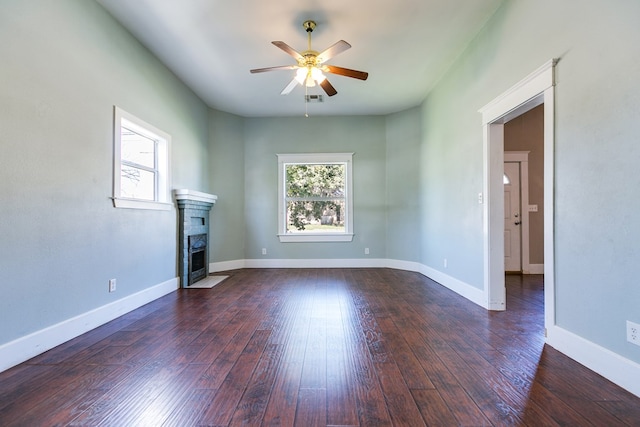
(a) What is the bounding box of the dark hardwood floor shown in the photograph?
[1,269,639,426]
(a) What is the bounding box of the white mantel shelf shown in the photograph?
[173,189,218,204]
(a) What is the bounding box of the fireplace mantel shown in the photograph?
[174,189,217,204]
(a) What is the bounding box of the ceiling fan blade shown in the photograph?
[323,65,369,81]
[320,78,337,97]
[317,40,351,63]
[272,41,304,62]
[250,65,297,74]
[280,78,299,95]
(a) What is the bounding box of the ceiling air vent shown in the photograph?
[305,94,324,103]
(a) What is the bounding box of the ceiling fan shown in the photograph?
[250,20,368,97]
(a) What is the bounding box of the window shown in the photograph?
[278,153,354,242]
[113,107,171,210]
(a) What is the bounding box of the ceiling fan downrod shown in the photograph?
[303,20,316,51]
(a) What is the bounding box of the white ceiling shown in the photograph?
[97,0,504,117]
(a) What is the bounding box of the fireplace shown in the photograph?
[174,189,217,287]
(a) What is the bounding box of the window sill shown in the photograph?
[112,197,173,211]
[278,233,354,243]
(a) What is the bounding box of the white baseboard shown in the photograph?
[0,277,179,373]
[209,259,247,272]
[547,325,640,397]
[211,258,388,271]
[383,259,485,308]
[524,263,544,274]
[246,258,388,269]
[415,263,487,309]
[384,258,424,273]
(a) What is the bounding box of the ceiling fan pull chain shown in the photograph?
[305,85,309,118]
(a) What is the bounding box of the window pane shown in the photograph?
[286,164,345,198]
[286,200,345,233]
[120,166,155,200]
[121,126,155,168]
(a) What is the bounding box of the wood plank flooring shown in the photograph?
[1,269,639,426]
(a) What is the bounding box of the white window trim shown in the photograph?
[112,106,172,210]
[277,153,354,243]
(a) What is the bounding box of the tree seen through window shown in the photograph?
[285,164,345,232]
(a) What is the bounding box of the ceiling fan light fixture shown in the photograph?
[311,67,326,83]
[296,67,325,87]
[295,67,307,84]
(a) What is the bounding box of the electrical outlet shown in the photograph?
[627,321,640,346]
[364,248,370,255]
[444,258,448,268]
[261,248,267,255]
[109,279,116,293]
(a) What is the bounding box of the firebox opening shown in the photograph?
[191,251,205,272]
[188,234,207,286]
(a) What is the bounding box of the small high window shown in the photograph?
[112,107,171,210]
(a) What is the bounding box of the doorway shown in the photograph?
[479,59,556,332]
[504,107,545,275]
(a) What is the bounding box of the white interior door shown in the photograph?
[504,162,521,272]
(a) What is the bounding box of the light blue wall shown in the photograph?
[242,116,387,260]
[208,109,245,262]
[418,0,640,362]
[419,90,485,288]
[208,109,424,264]
[385,107,422,262]
[208,110,425,264]
[0,0,209,345]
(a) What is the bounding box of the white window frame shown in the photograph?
[277,153,354,243]
[112,106,172,210]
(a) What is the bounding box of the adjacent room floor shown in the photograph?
[1,268,638,426]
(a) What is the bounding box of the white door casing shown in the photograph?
[479,59,555,321]
[504,162,521,272]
